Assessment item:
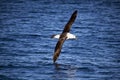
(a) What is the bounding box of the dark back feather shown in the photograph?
[62,10,77,33]
[53,34,67,62]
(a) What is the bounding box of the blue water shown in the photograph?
[0,0,120,80]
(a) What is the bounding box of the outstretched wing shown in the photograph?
[62,10,77,33]
[53,33,67,62]
[53,10,78,62]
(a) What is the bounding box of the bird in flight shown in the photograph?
[52,10,78,63]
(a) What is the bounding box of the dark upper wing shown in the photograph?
[53,34,67,62]
[62,10,77,33]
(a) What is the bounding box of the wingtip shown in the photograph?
[53,56,57,63]
[74,10,78,14]
[53,60,55,63]
[71,10,77,18]
[75,10,78,12]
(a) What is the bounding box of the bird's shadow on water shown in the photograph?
[51,62,77,79]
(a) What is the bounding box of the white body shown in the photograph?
[53,33,76,39]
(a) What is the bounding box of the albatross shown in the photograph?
[52,10,78,62]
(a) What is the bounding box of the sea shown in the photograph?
[0,0,120,80]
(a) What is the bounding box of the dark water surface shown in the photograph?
[0,0,120,80]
